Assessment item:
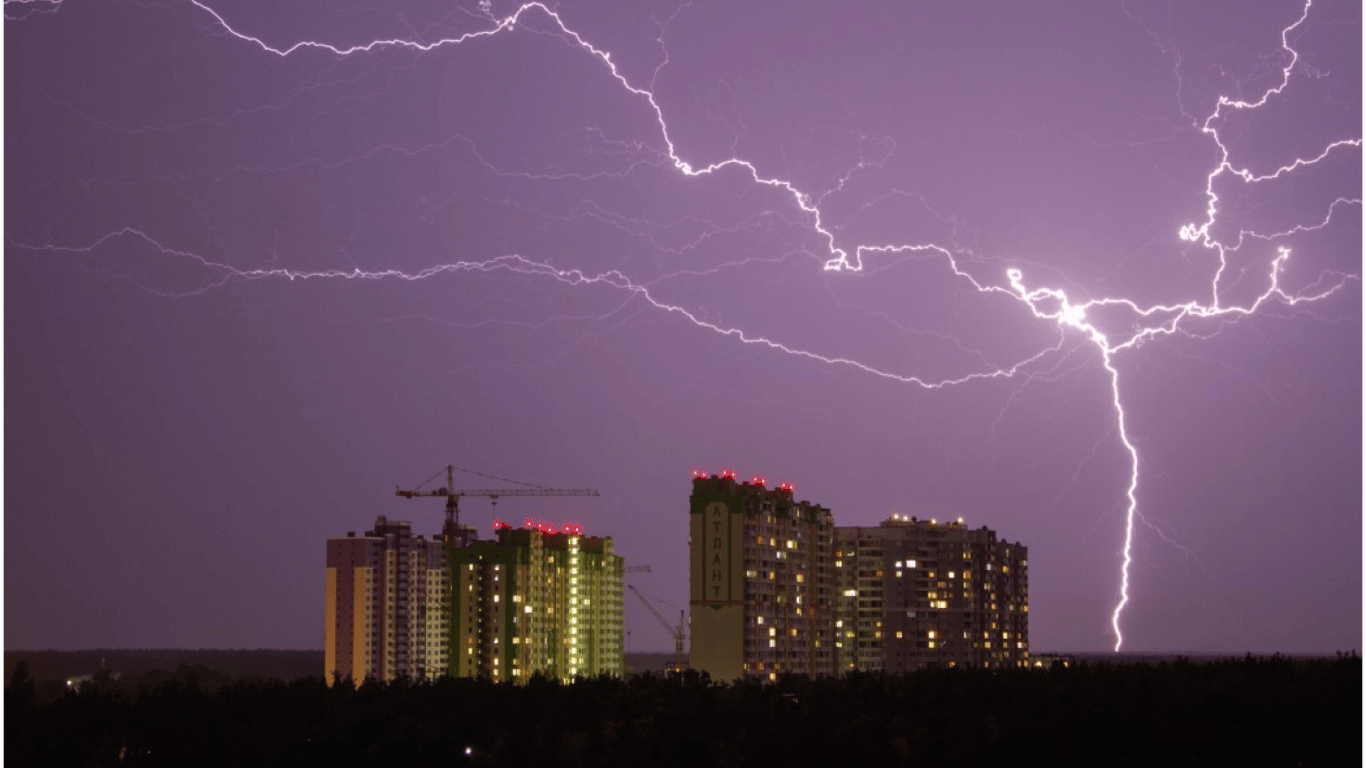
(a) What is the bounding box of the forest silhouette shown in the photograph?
[7,653,1359,766]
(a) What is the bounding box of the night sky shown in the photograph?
[5,0,1360,655]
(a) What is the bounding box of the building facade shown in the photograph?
[325,516,449,684]
[448,524,624,682]
[835,515,1029,671]
[688,471,836,681]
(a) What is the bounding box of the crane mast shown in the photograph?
[395,464,599,545]
[628,585,687,672]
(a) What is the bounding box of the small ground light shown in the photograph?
[465,747,472,756]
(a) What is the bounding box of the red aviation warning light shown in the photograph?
[750,476,767,487]
[691,469,708,479]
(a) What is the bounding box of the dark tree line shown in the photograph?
[4,649,323,685]
[7,654,1360,767]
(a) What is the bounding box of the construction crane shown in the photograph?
[628,585,687,672]
[396,464,599,545]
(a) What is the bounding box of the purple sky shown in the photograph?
[5,0,1360,655]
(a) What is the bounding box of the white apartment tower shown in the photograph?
[325,516,449,684]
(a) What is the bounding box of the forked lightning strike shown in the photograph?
[10,0,1358,651]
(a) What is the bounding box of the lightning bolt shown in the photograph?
[3,0,62,21]
[9,0,1358,651]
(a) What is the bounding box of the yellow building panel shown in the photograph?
[353,567,369,685]
[324,567,337,686]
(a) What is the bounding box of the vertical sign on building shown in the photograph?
[703,500,730,602]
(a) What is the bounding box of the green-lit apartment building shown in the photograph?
[449,525,624,682]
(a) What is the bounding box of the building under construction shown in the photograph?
[449,524,623,682]
[325,466,622,684]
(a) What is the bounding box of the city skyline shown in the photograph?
[5,0,1360,655]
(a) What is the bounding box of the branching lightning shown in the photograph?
[8,0,1358,651]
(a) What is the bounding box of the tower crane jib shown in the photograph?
[394,464,599,545]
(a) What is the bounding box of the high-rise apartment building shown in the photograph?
[686,471,1030,680]
[325,516,449,684]
[688,471,835,681]
[835,515,1028,671]
[448,524,624,682]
